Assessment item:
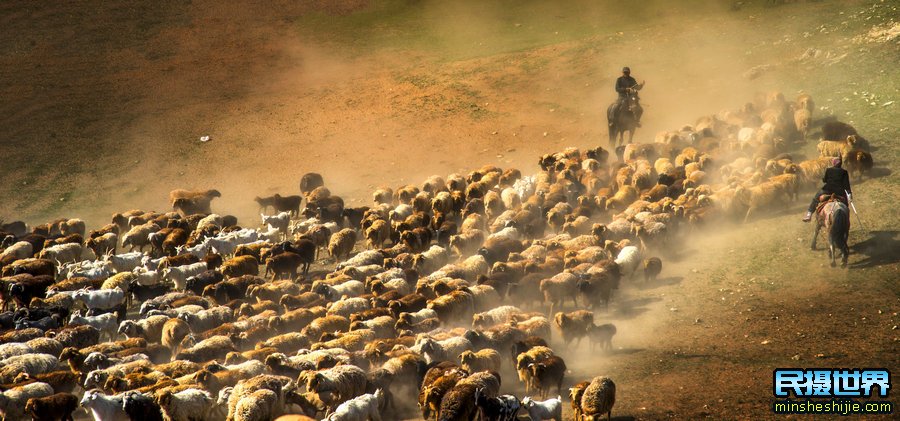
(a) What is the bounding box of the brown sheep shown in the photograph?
[843,149,873,180]
[169,189,221,215]
[569,380,591,421]
[581,376,616,421]
[529,355,567,399]
[365,219,390,250]
[161,318,191,357]
[25,392,78,421]
[328,228,357,261]
[459,349,502,374]
[554,310,594,346]
[220,255,259,278]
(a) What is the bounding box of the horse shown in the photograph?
[811,198,850,267]
[607,91,641,147]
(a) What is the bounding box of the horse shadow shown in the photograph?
[849,230,900,269]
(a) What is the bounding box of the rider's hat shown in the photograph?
[622,66,631,73]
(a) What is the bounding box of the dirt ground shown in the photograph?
[1,0,897,419]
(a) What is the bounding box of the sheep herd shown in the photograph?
[0,90,877,421]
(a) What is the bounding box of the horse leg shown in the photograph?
[628,128,635,144]
[810,222,820,250]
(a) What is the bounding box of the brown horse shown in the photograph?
[811,199,850,267]
[607,92,641,147]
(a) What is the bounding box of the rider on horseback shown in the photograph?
[803,157,852,222]
[615,66,644,126]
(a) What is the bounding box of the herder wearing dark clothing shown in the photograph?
[615,67,644,125]
[803,157,852,222]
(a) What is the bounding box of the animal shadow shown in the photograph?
[849,230,900,269]
[636,276,683,290]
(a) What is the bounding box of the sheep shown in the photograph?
[121,223,160,252]
[175,335,237,363]
[417,336,473,365]
[568,381,590,421]
[587,323,617,351]
[162,318,192,356]
[105,251,145,273]
[0,382,54,421]
[516,346,554,393]
[170,189,221,215]
[0,353,60,383]
[162,262,207,291]
[122,392,164,421]
[642,257,662,282]
[0,241,33,260]
[324,389,384,421]
[529,355,566,399]
[329,229,358,261]
[73,288,126,311]
[521,395,563,421]
[459,349,502,374]
[265,252,305,280]
[844,149,874,180]
[448,230,485,257]
[80,390,129,421]
[364,219,390,250]
[25,392,78,421]
[70,312,118,341]
[306,365,368,411]
[427,290,475,325]
[437,383,478,421]
[817,136,856,158]
[539,272,579,315]
[262,211,291,237]
[474,388,520,421]
[37,242,83,265]
[220,255,259,278]
[614,245,641,280]
[326,297,370,319]
[580,376,616,421]
[232,388,280,421]
[2,258,55,277]
[157,388,216,421]
[472,306,522,329]
[180,306,234,334]
[554,310,594,346]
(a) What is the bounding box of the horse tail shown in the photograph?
[829,204,850,250]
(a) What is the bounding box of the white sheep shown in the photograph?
[521,395,563,421]
[162,262,208,291]
[81,390,131,421]
[0,381,54,420]
[262,212,291,236]
[105,251,145,273]
[131,266,162,286]
[73,288,126,311]
[0,241,32,260]
[59,259,113,280]
[614,246,642,280]
[336,250,384,271]
[472,305,522,328]
[179,306,234,334]
[326,297,370,319]
[0,353,60,383]
[157,388,216,421]
[70,312,118,341]
[0,342,33,360]
[325,389,384,421]
[317,280,365,302]
[416,336,473,364]
[397,308,438,324]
